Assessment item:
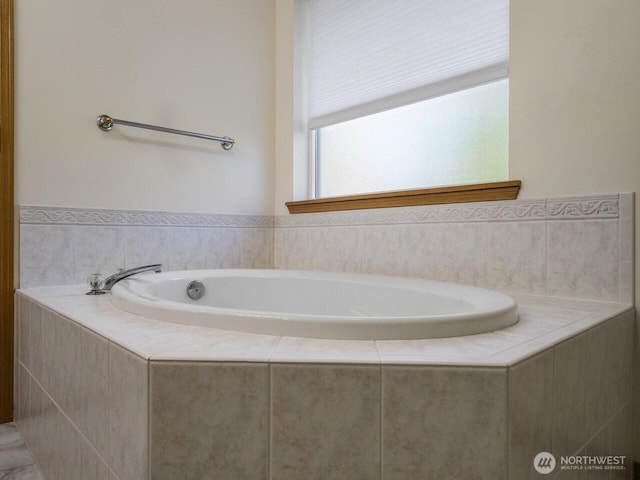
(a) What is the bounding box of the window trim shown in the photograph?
[286,180,521,214]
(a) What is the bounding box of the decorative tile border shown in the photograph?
[20,206,274,228]
[275,195,619,228]
[547,195,619,220]
[20,194,620,230]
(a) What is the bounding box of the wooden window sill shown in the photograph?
[285,180,521,214]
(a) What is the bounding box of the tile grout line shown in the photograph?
[504,366,510,480]
[379,365,383,480]
[268,363,272,480]
[545,198,550,298]
[147,355,151,480]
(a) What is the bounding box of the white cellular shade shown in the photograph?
[309,0,509,128]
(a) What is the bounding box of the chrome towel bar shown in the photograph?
[96,114,235,150]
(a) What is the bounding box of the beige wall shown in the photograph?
[15,0,275,215]
[510,0,640,200]
[274,0,309,212]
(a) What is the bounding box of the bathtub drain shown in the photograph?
[186,280,205,300]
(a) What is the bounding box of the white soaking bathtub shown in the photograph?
[110,269,518,340]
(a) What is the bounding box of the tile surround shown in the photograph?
[274,194,633,300]
[19,207,274,288]
[611,405,634,478]
[548,220,619,301]
[77,326,109,459]
[508,349,554,480]
[13,192,635,479]
[19,193,634,306]
[585,313,634,439]
[551,334,587,457]
[14,288,634,479]
[271,364,380,480]
[150,362,269,480]
[382,366,507,479]
[108,343,148,480]
[486,221,547,294]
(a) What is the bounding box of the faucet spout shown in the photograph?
[103,264,162,291]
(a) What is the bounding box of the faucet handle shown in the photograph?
[86,273,106,295]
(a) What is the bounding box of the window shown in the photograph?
[306,0,510,199]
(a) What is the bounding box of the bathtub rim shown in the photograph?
[109,269,519,340]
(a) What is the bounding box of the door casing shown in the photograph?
[0,0,15,423]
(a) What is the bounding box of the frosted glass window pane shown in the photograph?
[316,79,509,198]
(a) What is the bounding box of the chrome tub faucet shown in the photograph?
[86,264,162,295]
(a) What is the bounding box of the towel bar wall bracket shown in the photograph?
[96,114,235,150]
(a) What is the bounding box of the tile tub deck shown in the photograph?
[14,285,634,479]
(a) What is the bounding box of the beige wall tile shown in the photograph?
[508,349,554,480]
[18,295,30,371]
[167,227,208,271]
[618,260,634,304]
[12,354,19,422]
[25,375,44,474]
[618,192,634,262]
[57,316,81,425]
[51,411,83,480]
[584,423,611,480]
[585,312,633,438]
[39,388,59,479]
[271,364,380,480]
[548,220,619,301]
[81,440,112,480]
[16,364,29,443]
[395,224,430,278]
[77,326,109,459]
[361,225,403,275]
[275,227,312,270]
[610,404,633,480]
[72,225,126,285]
[123,226,170,269]
[415,223,488,285]
[150,361,269,480]
[40,309,81,425]
[14,294,20,364]
[382,366,507,480]
[109,343,148,480]
[314,226,363,273]
[19,224,76,287]
[26,374,39,447]
[275,226,364,273]
[28,302,43,383]
[206,227,242,268]
[39,307,58,397]
[241,228,274,268]
[552,333,587,456]
[487,221,547,295]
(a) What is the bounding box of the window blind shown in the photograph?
[308,0,509,129]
